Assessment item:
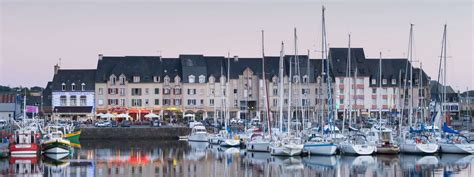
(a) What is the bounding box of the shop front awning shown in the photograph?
[54,106,93,114]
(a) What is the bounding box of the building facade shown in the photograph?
[45,47,433,125]
[51,66,96,121]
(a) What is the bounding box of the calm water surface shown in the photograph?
[0,140,473,177]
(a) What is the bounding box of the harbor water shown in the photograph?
[0,140,473,177]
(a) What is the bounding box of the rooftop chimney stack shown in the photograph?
[98,54,103,60]
[54,64,60,75]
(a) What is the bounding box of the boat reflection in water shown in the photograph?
[0,140,473,177]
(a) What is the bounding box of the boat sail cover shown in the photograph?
[442,122,459,134]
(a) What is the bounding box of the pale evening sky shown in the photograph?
[0,0,472,91]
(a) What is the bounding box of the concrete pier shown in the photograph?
[80,127,191,140]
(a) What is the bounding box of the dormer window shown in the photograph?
[71,83,76,91]
[391,79,396,85]
[188,75,195,83]
[81,83,85,91]
[61,83,66,91]
[382,79,387,85]
[293,76,300,83]
[164,76,170,85]
[175,76,181,84]
[198,75,205,83]
[153,76,160,83]
[119,75,126,85]
[110,75,117,85]
[133,76,140,83]
[371,78,376,85]
[302,75,308,83]
[209,76,215,83]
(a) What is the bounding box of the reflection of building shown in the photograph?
[50,65,96,121]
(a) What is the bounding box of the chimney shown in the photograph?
[233,55,239,61]
[98,54,103,60]
[54,64,60,75]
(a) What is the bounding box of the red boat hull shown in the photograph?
[9,143,39,157]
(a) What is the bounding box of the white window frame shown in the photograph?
[198,75,205,83]
[188,75,195,83]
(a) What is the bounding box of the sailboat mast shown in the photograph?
[419,62,424,124]
[379,52,383,137]
[320,6,327,133]
[286,28,295,134]
[443,24,447,126]
[261,30,272,137]
[407,24,414,128]
[348,34,353,130]
[278,42,285,132]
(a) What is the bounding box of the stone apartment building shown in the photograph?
[46,47,432,124]
[329,48,430,120]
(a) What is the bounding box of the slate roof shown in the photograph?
[94,48,429,86]
[43,82,52,107]
[161,58,182,82]
[180,55,207,83]
[329,48,428,87]
[96,56,162,83]
[52,69,96,91]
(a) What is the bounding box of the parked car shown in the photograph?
[111,120,118,127]
[0,120,7,129]
[121,120,131,127]
[151,120,161,127]
[95,121,111,127]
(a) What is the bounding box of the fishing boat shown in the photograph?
[9,126,40,157]
[188,123,209,142]
[41,130,71,156]
[339,134,376,155]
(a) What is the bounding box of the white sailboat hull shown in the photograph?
[246,141,270,152]
[304,143,337,155]
[340,144,375,155]
[440,143,474,154]
[270,144,304,156]
[188,134,208,142]
[220,139,240,147]
[401,143,439,154]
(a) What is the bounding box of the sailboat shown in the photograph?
[339,34,376,155]
[433,25,474,154]
[366,52,400,154]
[219,53,240,148]
[269,29,304,156]
[304,6,337,156]
[400,24,439,154]
[247,30,271,152]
